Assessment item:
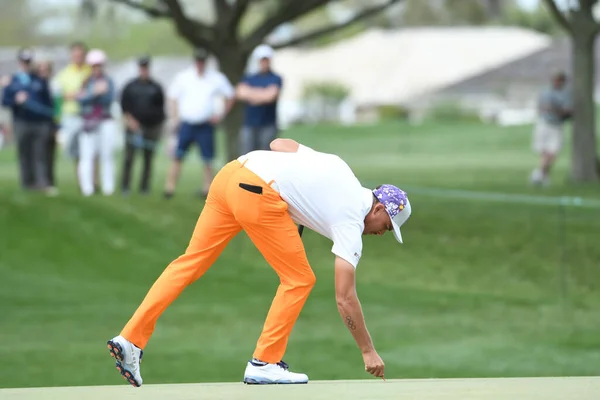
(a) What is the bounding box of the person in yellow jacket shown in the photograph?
[53,42,98,191]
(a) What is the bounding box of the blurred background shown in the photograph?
[1,0,600,389]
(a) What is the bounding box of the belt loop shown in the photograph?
[267,179,275,186]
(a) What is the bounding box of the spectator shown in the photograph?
[36,57,61,193]
[54,41,94,189]
[530,71,572,186]
[164,48,235,199]
[76,49,116,197]
[1,48,54,193]
[119,55,166,195]
[236,44,283,155]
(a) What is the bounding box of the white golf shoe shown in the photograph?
[243,360,309,384]
[107,335,144,387]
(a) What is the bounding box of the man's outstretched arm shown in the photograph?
[334,256,385,378]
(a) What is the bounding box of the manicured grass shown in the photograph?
[1,120,599,388]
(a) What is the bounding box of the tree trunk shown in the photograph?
[216,47,249,161]
[570,32,600,182]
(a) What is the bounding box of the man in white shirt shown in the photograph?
[107,138,412,387]
[164,48,235,198]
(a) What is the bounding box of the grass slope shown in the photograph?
[1,120,599,389]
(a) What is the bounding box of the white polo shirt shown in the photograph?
[238,145,373,268]
[168,66,234,124]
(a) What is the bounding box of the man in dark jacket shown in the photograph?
[119,55,166,194]
[2,48,55,193]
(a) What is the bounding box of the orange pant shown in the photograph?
[120,160,316,363]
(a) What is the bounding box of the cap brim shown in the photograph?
[391,219,403,244]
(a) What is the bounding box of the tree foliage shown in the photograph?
[110,0,403,160]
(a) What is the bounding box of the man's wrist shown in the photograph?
[360,343,376,354]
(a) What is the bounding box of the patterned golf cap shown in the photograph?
[372,184,411,243]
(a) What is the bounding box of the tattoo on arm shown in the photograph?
[346,316,356,331]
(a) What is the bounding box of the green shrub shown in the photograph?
[377,105,411,121]
[427,100,482,123]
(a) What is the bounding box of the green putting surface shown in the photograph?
[1,377,599,400]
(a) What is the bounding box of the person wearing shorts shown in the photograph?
[163,48,235,199]
[530,71,572,186]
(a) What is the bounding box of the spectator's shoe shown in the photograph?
[164,191,174,199]
[107,335,143,387]
[44,186,59,197]
[529,168,544,186]
[243,359,308,384]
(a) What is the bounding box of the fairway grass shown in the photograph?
[1,377,599,400]
[1,120,600,388]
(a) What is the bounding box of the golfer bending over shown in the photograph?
[107,138,412,386]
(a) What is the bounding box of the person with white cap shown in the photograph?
[106,137,411,387]
[76,48,117,196]
[236,44,283,156]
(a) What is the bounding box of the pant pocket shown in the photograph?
[232,182,263,224]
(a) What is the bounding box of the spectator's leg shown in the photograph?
[62,116,83,192]
[530,119,546,185]
[99,120,116,196]
[531,120,562,185]
[78,131,97,196]
[197,123,216,196]
[239,125,254,156]
[14,121,33,189]
[140,125,161,194]
[47,124,57,187]
[164,122,192,197]
[32,122,51,189]
[258,125,278,151]
[121,129,135,194]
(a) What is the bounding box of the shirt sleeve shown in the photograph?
[218,72,235,98]
[330,223,364,269]
[241,74,252,85]
[167,74,182,100]
[297,143,317,155]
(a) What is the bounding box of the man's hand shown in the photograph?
[0,75,11,88]
[125,114,140,131]
[209,114,223,125]
[363,349,385,378]
[15,91,28,104]
[93,80,109,95]
[236,83,251,100]
[64,92,78,101]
